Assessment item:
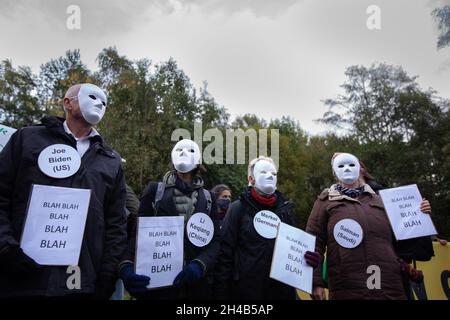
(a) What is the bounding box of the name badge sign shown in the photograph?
[379,184,437,240]
[20,184,91,265]
[270,222,316,294]
[253,210,280,239]
[38,144,81,179]
[333,219,363,249]
[136,216,184,289]
[187,212,214,247]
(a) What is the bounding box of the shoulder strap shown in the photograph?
[152,182,166,215]
[202,189,212,214]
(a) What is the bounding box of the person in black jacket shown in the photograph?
[119,139,221,300]
[214,156,320,300]
[0,84,127,299]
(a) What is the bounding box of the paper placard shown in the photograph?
[379,184,438,240]
[20,184,91,266]
[0,124,16,152]
[135,216,184,289]
[270,222,316,294]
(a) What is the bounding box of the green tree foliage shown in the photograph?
[319,63,450,237]
[0,60,42,127]
[0,51,448,237]
[38,49,95,116]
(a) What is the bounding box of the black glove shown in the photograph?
[0,246,41,275]
[119,263,150,298]
[173,261,204,288]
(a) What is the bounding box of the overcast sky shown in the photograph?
[1,0,449,134]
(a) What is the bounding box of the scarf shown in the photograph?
[250,187,277,207]
[336,184,365,198]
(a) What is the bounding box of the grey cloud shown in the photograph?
[0,0,157,37]
[0,0,301,39]
[180,0,301,18]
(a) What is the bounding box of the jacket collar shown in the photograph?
[162,170,204,189]
[40,116,115,158]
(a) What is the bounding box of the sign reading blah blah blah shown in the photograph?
[270,222,316,294]
[379,184,438,240]
[20,184,91,265]
[136,216,184,289]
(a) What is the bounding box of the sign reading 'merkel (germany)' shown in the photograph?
[20,184,91,265]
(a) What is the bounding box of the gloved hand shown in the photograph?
[119,263,150,297]
[0,246,41,275]
[173,261,204,288]
[304,251,320,269]
[400,260,424,283]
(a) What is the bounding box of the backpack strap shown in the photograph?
[152,182,166,215]
[202,189,212,214]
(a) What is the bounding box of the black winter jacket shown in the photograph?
[214,187,296,300]
[126,175,221,299]
[0,116,127,298]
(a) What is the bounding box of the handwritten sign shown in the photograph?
[135,216,184,289]
[270,222,316,294]
[0,124,16,152]
[20,184,91,265]
[379,184,437,240]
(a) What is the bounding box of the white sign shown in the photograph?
[38,144,81,179]
[0,124,16,152]
[333,219,363,249]
[270,222,316,294]
[20,184,91,266]
[187,212,214,247]
[253,210,281,239]
[135,216,184,289]
[379,184,438,240]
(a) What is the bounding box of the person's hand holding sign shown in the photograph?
[304,251,320,268]
[173,260,204,288]
[311,286,326,300]
[119,263,150,298]
[420,198,432,214]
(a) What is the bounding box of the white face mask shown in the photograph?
[77,84,107,125]
[332,153,361,185]
[253,160,277,195]
[171,139,201,173]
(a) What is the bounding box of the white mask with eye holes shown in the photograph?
[253,160,277,195]
[332,153,361,185]
[78,84,107,125]
[171,139,201,173]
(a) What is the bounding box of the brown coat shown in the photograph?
[306,184,406,300]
